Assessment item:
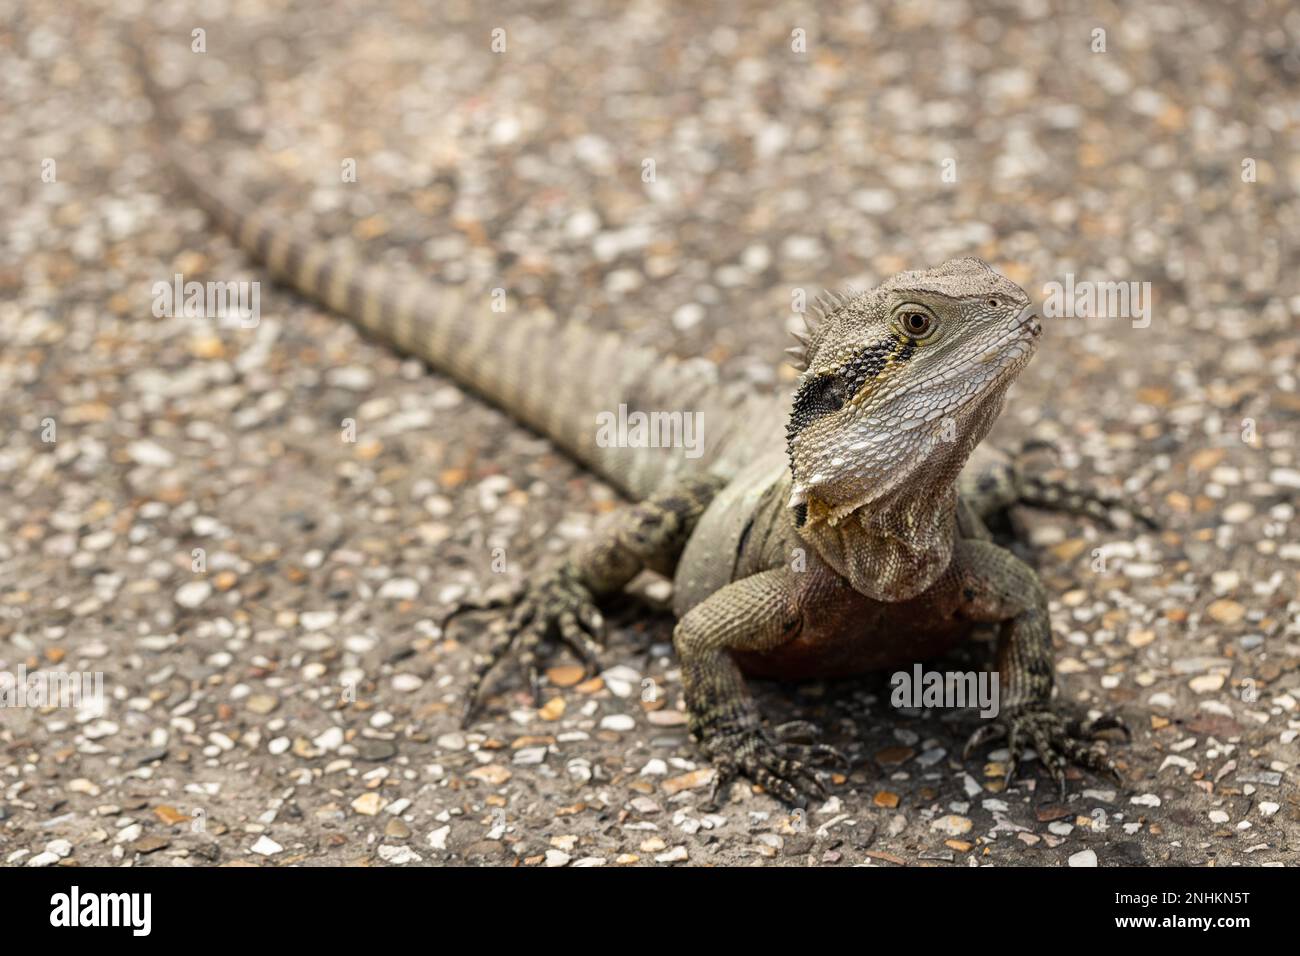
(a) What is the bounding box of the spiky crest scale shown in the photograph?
[785,287,856,372]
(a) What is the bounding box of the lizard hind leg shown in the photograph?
[453,474,726,724]
[961,441,1158,532]
[1017,471,1160,530]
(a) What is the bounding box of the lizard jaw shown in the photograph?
[788,349,1030,529]
[787,305,1040,535]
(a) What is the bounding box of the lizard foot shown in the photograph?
[455,565,605,725]
[701,720,841,809]
[964,707,1128,796]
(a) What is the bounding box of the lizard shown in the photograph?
[133,44,1155,806]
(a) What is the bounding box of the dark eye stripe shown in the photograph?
[785,337,900,455]
[786,334,921,479]
[842,339,896,394]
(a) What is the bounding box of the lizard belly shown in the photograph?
[733,566,974,680]
[674,452,978,680]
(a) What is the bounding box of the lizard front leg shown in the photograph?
[675,569,842,807]
[454,474,725,721]
[953,538,1128,793]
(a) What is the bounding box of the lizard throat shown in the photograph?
[797,477,959,601]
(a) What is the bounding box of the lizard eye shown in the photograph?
[987,298,1001,308]
[899,311,934,338]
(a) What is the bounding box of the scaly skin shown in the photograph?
[135,43,1153,805]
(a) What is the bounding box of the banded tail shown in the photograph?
[131,39,770,500]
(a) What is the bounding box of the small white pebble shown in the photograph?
[599,714,636,732]
[1068,849,1098,867]
[174,581,211,608]
[250,835,283,856]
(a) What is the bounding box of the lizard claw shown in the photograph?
[700,722,833,809]
[439,581,527,634]
[458,565,605,725]
[965,706,1127,793]
[962,722,1007,761]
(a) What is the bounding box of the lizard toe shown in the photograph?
[557,609,603,677]
[773,720,821,743]
[1025,719,1070,798]
[776,741,850,771]
[439,584,526,639]
[963,721,1007,761]
[996,707,1127,793]
[702,763,738,812]
[1070,711,1130,742]
[1060,737,1124,785]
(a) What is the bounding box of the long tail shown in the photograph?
[130,37,767,500]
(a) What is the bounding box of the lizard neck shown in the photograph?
[799,484,958,601]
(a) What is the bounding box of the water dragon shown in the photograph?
[134,41,1154,805]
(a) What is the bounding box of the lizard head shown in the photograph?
[785,257,1039,531]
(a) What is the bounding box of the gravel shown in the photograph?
[0,0,1296,866]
